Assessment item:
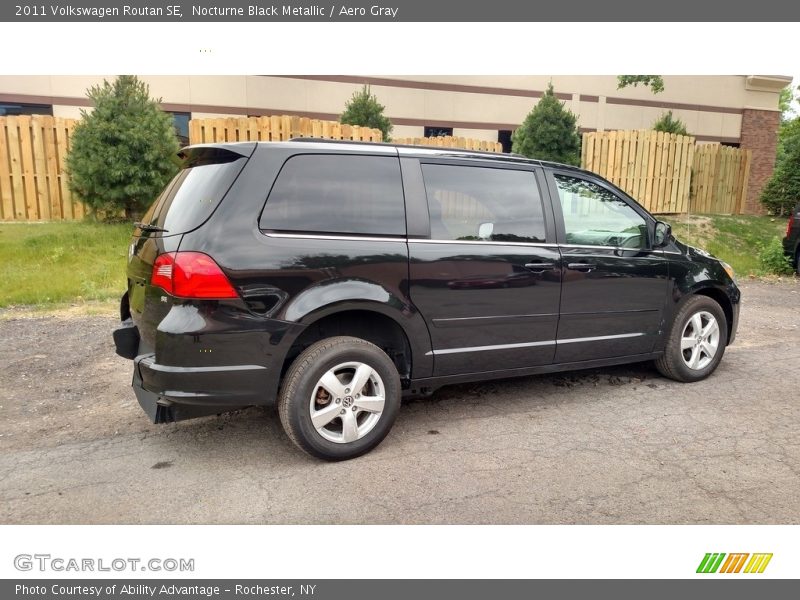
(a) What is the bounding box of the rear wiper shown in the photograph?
[134,222,169,233]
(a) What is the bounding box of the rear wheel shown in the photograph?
[278,336,401,461]
[655,295,728,382]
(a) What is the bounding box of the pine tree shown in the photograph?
[67,75,180,220]
[652,111,688,136]
[512,83,581,165]
[340,84,393,142]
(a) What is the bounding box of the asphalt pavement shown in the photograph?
[1,280,798,524]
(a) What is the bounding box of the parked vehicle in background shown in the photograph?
[782,201,800,275]
[113,140,740,461]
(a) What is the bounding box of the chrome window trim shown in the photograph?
[261,235,677,253]
[560,243,649,251]
[412,238,555,248]
[427,332,645,355]
[262,232,407,243]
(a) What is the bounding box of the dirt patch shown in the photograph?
[670,214,716,248]
[0,300,117,321]
[0,314,166,452]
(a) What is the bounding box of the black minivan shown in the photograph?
[114,140,740,460]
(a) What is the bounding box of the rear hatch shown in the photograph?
[134,143,255,239]
[126,143,255,351]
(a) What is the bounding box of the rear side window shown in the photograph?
[260,154,405,236]
[421,164,546,243]
[141,149,247,235]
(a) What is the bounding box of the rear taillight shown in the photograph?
[151,252,238,299]
[788,213,795,238]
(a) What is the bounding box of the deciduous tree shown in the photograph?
[617,75,665,94]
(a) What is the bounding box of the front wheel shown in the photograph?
[278,336,401,461]
[655,295,728,383]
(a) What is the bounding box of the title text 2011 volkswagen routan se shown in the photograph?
[113,140,740,460]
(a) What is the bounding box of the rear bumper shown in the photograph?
[132,353,272,423]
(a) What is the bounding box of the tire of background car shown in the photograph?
[654,295,728,383]
[277,336,402,461]
[795,248,800,276]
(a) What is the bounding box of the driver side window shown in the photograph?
[554,174,647,249]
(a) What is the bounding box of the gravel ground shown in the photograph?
[0,280,798,524]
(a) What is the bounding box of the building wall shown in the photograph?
[0,74,787,144]
[0,74,789,211]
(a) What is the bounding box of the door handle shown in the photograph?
[523,262,555,272]
[567,262,595,272]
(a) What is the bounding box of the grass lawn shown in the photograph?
[0,215,791,309]
[658,214,790,277]
[0,221,132,308]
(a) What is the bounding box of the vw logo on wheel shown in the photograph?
[342,396,354,408]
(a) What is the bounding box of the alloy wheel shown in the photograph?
[680,310,720,370]
[308,361,386,444]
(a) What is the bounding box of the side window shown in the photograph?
[554,174,648,249]
[260,155,405,236]
[420,164,546,243]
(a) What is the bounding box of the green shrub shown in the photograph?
[67,75,180,220]
[652,111,688,136]
[760,116,800,216]
[512,83,581,165]
[340,84,393,142]
[758,236,794,275]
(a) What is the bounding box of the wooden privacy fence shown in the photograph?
[690,143,752,215]
[0,115,84,221]
[391,136,503,153]
[581,130,752,214]
[0,114,383,221]
[189,120,502,153]
[2,117,754,221]
[582,130,695,214]
[189,115,383,144]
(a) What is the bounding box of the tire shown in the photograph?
[655,295,728,383]
[278,336,401,461]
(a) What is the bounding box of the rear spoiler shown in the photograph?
[178,142,257,165]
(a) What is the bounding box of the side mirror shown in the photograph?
[478,222,494,240]
[653,221,672,248]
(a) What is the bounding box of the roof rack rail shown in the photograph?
[287,137,536,160]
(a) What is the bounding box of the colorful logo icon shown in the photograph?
[696,553,773,574]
